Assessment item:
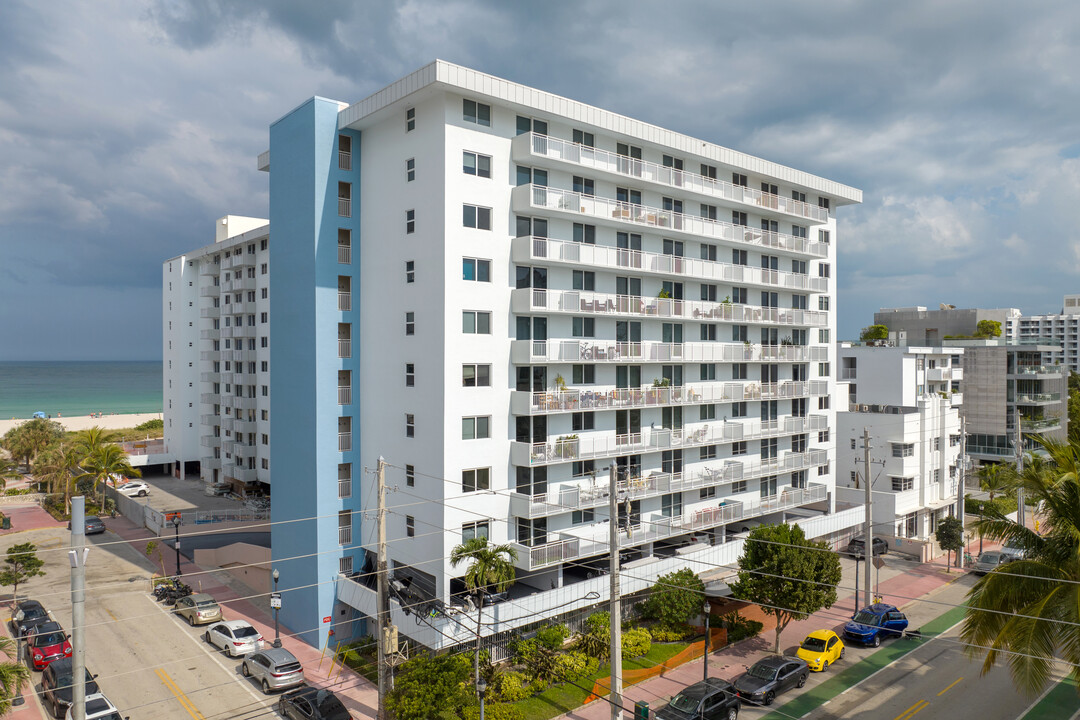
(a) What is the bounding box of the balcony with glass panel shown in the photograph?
[511,185,829,259]
[512,414,827,467]
[510,481,828,570]
[511,236,828,292]
[510,449,828,519]
[510,380,830,416]
[512,132,830,224]
[510,338,829,365]
[510,288,828,327]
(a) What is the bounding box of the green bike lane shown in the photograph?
[1017,676,1079,720]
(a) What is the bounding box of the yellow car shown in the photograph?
[796,629,844,671]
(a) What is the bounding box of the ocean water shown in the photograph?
[0,361,163,420]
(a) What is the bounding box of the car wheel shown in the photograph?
[204,631,212,645]
[262,679,271,695]
[241,663,250,677]
[798,673,808,688]
[821,660,828,672]
[187,614,194,626]
[872,634,881,648]
[139,490,147,497]
[840,647,845,659]
[764,691,775,706]
[726,707,738,720]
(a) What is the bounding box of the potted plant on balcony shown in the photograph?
[555,435,579,459]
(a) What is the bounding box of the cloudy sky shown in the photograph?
[2,0,1079,360]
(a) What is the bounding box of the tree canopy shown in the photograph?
[0,419,64,469]
[731,524,842,653]
[859,324,889,342]
[0,636,30,714]
[386,653,472,720]
[0,543,45,601]
[641,567,705,629]
[935,516,964,570]
[975,319,1002,338]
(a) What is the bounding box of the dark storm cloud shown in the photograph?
[3,0,1080,358]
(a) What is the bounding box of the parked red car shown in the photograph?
[27,622,72,670]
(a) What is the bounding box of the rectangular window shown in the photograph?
[661,493,683,518]
[405,363,415,387]
[338,464,352,499]
[732,441,747,456]
[818,363,830,377]
[405,414,415,438]
[701,164,717,179]
[818,396,830,410]
[572,364,596,384]
[462,311,492,334]
[462,468,491,493]
[818,263,831,278]
[405,312,415,336]
[761,438,778,460]
[462,521,490,542]
[701,244,717,261]
[818,296,829,311]
[463,151,492,178]
[572,176,595,195]
[818,429,830,442]
[572,223,596,244]
[406,209,415,234]
[573,129,595,146]
[463,204,492,230]
[732,211,748,226]
[700,363,717,381]
[892,443,914,458]
[462,416,491,440]
[891,476,914,491]
[572,317,595,338]
[572,412,595,431]
[572,270,596,291]
[818,197,831,210]
[700,444,717,460]
[731,480,747,493]
[732,363,748,380]
[406,157,415,182]
[700,404,717,420]
[405,515,415,537]
[463,99,491,127]
[700,204,718,220]
[572,509,595,525]
[819,329,830,343]
[700,486,716,499]
[463,258,491,282]
[462,364,491,387]
[405,260,415,283]
[819,229,831,244]
[405,464,415,487]
[732,173,748,187]
[406,107,415,131]
[792,190,806,203]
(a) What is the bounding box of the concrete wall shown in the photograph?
[194,542,271,592]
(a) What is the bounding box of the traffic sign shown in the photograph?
[322,616,332,624]
[270,592,281,609]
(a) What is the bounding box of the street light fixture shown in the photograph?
[272,568,282,648]
[477,678,488,720]
[703,599,711,683]
[171,514,182,577]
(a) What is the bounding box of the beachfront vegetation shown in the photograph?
[0,543,46,602]
[732,523,842,653]
[0,418,64,470]
[962,436,1080,696]
[0,635,30,715]
[75,444,140,504]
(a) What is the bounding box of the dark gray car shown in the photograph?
[972,550,1015,575]
[41,658,99,719]
[657,678,740,720]
[733,655,809,706]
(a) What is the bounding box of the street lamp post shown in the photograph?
[477,678,487,720]
[703,599,711,683]
[272,569,282,648]
[171,514,182,577]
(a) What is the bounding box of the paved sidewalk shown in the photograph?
[103,514,380,718]
[558,543,989,720]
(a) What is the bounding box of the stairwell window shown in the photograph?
[406,209,415,234]
[405,312,415,335]
[406,516,415,537]
[463,99,491,127]
[406,464,415,487]
[463,204,492,230]
[462,416,491,440]
[405,363,415,387]
[406,414,415,438]
[406,158,415,182]
[406,107,415,131]
[405,260,415,283]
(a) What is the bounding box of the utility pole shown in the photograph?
[70,496,87,720]
[957,416,967,568]
[1014,410,1025,529]
[862,427,872,608]
[376,458,390,720]
[608,464,623,720]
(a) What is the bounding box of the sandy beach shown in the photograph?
[0,412,163,436]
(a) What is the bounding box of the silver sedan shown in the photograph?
[204,620,263,656]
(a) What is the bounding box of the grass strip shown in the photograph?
[1019,675,1079,720]
[759,603,968,720]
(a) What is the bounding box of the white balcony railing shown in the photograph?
[512,288,828,327]
[338,339,351,358]
[510,449,828,518]
[338,525,352,545]
[840,368,856,380]
[513,185,830,259]
[516,415,828,466]
[512,380,829,416]
[338,432,352,452]
[338,244,351,264]
[338,386,352,405]
[338,150,352,171]
[513,236,828,292]
[338,197,351,217]
[510,339,828,365]
[516,133,830,224]
[338,292,351,311]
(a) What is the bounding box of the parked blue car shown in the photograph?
[843,603,908,647]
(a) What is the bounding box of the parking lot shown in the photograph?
[121,470,251,514]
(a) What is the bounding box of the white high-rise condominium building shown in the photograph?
[1018,294,1080,373]
[163,215,271,490]
[231,61,863,650]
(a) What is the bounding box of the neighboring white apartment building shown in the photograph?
[162,215,271,491]
[836,397,962,555]
[1018,293,1080,373]
[839,343,965,410]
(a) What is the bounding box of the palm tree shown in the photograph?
[75,444,140,506]
[32,443,80,513]
[961,437,1080,696]
[0,635,30,714]
[73,426,120,460]
[977,462,1017,552]
[450,536,517,692]
[0,456,21,491]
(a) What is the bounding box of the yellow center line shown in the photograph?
[105,609,118,622]
[154,668,207,720]
[938,677,963,696]
[895,699,930,720]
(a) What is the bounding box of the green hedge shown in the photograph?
[965,494,1018,517]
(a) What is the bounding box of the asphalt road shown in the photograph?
[803,624,1059,720]
[12,526,282,720]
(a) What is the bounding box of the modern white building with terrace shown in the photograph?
[253,61,862,650]
[1017,294,1080,374]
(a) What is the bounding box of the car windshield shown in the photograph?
[55,670,96,689]
[667,693,701,712]
[234,626,259,638]
[34,632,66,646]
[747,663,777,681]
[23,607,47,620]
[979,552,1000,563]
[195,600,218,609]
[318,699,351,720]
[852,611,881,626]
[801,637,827,651]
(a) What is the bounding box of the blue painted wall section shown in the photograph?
[269,97,361,648]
